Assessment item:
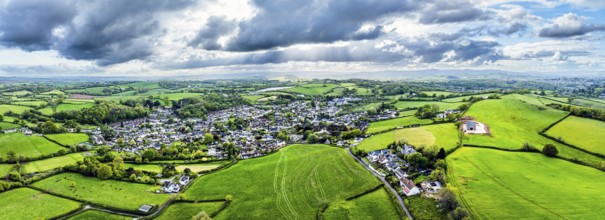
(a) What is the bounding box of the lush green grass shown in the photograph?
[156,202,225,220]
[0,164,13,177]
[283,84,338,95]
[45,133,89,146]
[405,195,447,220]
[323,188,401,220]
[462,97,604,166]
[68,210,131,220]
[183,144,387,220]
[39,102,95,115]
[545,116,605,155]
[0,133,66,158]
[398,109,417,117]
[156,93,202,101]
[176,161,229,173]
[0,122,21,130]
[571,98,605,109]
[12,100,47,107]
[124,163,163,173]
[33,173,171,211]
[0,104,32,115]
[242,95,264,103]
[447,147,605,219]
[422,91,456,97]
[358,124,459,152]
[43,89,66,95]
[395,101,463,111]
[366,116,433,134]
[441,93,496,102]
[23,152,88,173]
[0,188,81,219]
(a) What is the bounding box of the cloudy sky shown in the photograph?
[0,0,604,77]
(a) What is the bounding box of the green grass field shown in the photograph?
[405,195,447,220]
[447,147,605,219]
[283,84,338,95]
[12,100,47,107]
[242,95,264,103]
[463,97,604,166]
[183,144,388,219]
[358,124,459,153]
[23,152,88,173]
[0,188,81,219]
[0,164,13,177]
[39,102,95,115]
[0,104,32,115]
[0,122,21,130]
[33,173,171,211]
[124,163,163,173]
[323,187,401,220]
[422,91,456,97]
[156,202,225,220]
[571,98,605,109]
[68,210,131,220]
[441,93,496,102]
[45,133,90,146]
[43,89,66,95]
[545,116,605,155]
[366,116,433,134]
[395,101,463,111]
[398,109,417,117]
[0,133,66,158]
[176,161,229,173]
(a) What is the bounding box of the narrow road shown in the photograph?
[346,148,413,220]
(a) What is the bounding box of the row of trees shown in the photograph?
[53,102,149,125]
[547,103,605,122]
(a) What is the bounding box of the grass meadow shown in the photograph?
[45,133,90,146]
[284,84,338,95]
[447,147,605,219]
[0,133,66,158]
[545,116,605,155]
[68,210,131,220]
[176,161,229,173]
[0,104,32,115]
[183,144,389,219]
[358,124,459,153]
[33,173,171,211]
[323,187,401,220]
[123,163,163,173]
[365,116,433,134]
[394,101,463,111]
[0,188,81,219]
[23,152,88,173]
[0,164,13,177]
[156,202,225,220]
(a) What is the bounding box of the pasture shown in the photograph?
[45,133,90,146]
[176,161,229,173]
[447,147,605,219]
[39,101,95,115]
[0,164,12,177]
[462,97,604,167]
[183,144,389,219]
[0,122,21,130]
[283,84,338,95]
[33,173,171,211]
[124,163,163,173]
[441,93,496,102]
[68,210,131,220]
[12,100,47,107]
[545,116,605,155]
[358,124,459,153]
[571,98,605,109]
[394,101,463,111]
[0,104,32,115]
[23,152,88,173]
[0,133,66,158]
[0,188,81,220]
[422,91,456,96]
[323,187,401,220]
[365,116,433,134]
[156,202,225,220]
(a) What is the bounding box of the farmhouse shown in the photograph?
[400,178,420,196]
[421,180,442,194]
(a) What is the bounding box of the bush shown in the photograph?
[449,207,469,220]
[542,144,558,157]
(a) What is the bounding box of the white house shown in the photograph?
[400,178,420,196]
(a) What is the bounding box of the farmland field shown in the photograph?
[0,133,66,158]
[124,163,163,173]
[39,101,95,115]
[0,164,12,177]
[12,100,47,107]
[571,98,605,109]
[23,152,88,173]
[441,93,496,102]
[156,202,225,220]
[183,144,388,219]
[462,97,604,166]
[33,173,171,211]
[45,133,90,146]
[68,210,131,220]
[358,124,459,152]
[422,91,456,96]
[545,116,605,155]
[394,101,463,111]
[0,122,20,130]
[0,188,81,219]
[176,161,230,173]
[447,147,605,219]
[366,116,433,134]
[0,104,32,115]
[323,187,401,220]
[283,84,338,95]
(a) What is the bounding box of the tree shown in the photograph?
[97,164,113,179]
[306,134,319,143]
[70,181,77,188]
[225,194,233,202]
[449,207,469,220]
[437,188,459,211]
[542,144,558,157]
[436,148,446,159]
[203,133,214,144]
[6,151,16,162]
[9,171,21,182]
[405,152,428,169]
[130,174,137,181]
[192,211,212,220]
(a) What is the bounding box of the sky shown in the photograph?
[0,0,604,77]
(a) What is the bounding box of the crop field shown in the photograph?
[422,91,456,96]
[398,109,417,117]
[183,144,388,219]
[124,163,163,173]
[441,93,496,103]
[0,104,32,115]
[283,84,338,95]
[447,147,605,219]
[12,100,47,107]
[176,161,229,173]
[545,116,605,155]
[23,152,88,173]
[156,202,225,220]
[45,133,90,146]
[0,188,81,219]
[0,164,12,177]
[323,187,401,220]
[40,101,95,115]
[0,133,66,158]
[69,210,131,220]
[33,173,171,211]
[366,116,433,134]
[358,124,459,153]
[394,101,463,111]
[0,122,20,130]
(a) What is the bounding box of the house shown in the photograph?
[401,145,416,155]
[179,175,190,186]
[394,168,408,179]
[421,181,442,194]
[400,178,420,196]
[162,181,180,193]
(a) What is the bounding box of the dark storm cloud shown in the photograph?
[0,0,195,66]
[539,13,605,38]
[193,0,418,52]
[0,0,76,51]
[189,16,237,50]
